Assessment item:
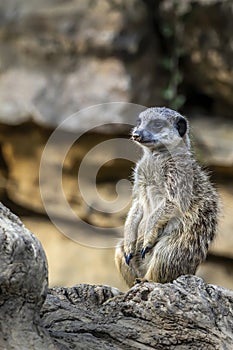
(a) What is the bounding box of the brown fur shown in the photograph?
[115,107,219,287]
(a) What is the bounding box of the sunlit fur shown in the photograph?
[115,107,220,287]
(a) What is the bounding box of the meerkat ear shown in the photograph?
[176,117,187,137]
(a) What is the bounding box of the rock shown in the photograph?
[209,184,233,259]
[22,217,128,290]
[190,116,233,168]
[197,256,233,291]
[0,0,147,57]
[42,275,233,349]
[0,204,48,303]
[160,0,233,116]
[0,203,55,349]
[0,61,132,128]
[0,122,48,213]
[0,69,47,125]
[0,121,136,218]
[0,0,163,128]
[2,202,233,349]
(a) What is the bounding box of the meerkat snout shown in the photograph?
[131,130,142,142]
[131,129,154,144]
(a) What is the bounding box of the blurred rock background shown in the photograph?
[0,0,232,291]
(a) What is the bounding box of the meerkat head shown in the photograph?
[131,107,190,152]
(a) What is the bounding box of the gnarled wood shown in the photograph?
[0,202,233,350]
[0,203,56,350]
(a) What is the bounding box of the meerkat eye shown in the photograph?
[176,117,187,137]
[152,121,163,128]
[147,120,163,130]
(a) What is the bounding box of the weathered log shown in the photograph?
[1,202,233,350]
[0,203,56,350]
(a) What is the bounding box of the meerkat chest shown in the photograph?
[135,160,165,211]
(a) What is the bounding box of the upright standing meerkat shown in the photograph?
[115,107,219,287]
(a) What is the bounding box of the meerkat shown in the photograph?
[115,107,219,287]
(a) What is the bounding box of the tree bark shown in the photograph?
[0,202,233,349]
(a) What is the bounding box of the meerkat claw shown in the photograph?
[134,278,149,284]
[124,252,133,265]
[141,246,150,259]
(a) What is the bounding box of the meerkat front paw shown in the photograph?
[124,243,135,265]
[124,251,133,265]
[141,246,151,259]
[141,231,158,259]
[141,236,154,259]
